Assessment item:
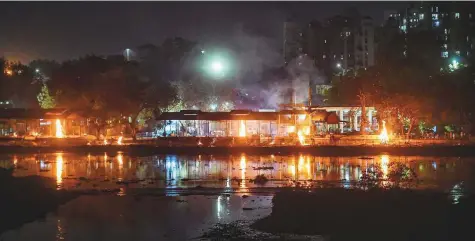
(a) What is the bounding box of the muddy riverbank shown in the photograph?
[252,189,475,241]
[2,144,475,156]
[0,169,77,235]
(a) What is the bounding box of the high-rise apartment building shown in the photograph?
[283,14,375,79]
[389,2,475,66]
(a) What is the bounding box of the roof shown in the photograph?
[0,108,86,119]
[157,110,342,124]
[158,111,278,121]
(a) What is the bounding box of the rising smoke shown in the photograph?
[227,24,327,109]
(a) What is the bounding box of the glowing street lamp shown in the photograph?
[448,58,460,72]
[200,50,233,79]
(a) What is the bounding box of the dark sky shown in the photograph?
[0,1,408,63]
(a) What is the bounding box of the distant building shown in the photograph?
[284,13,376,79]
[283,20,304,65]
[385,2,475,66]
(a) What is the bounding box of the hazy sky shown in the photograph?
[0,1,408,63]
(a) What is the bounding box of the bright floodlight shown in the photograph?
[35,68,40,73]
[336,63,342,68]
[211,61,223,73]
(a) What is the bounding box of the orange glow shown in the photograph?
[287,126,296,133]
[379,120,389,144]
[103,138,108,145]
[4,68,13,76]
[239,120,246,137]
[297,130,306,145]
[13,132,17,137]
[380,154,389,179]
[303,126,310,135]
[56,153,63,189]
[55,119,64,138]
[117,136,123,145]
[197,140,203,146]
[240,155,246,188]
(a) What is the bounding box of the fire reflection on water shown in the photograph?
[240,155,246,189]
[5,153,467,190]
[56,153,63,190]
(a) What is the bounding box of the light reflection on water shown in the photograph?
[0,153,472,191]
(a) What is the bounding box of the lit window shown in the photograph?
[434,21,440,27]
[455,13,460,19]
[436,7,439,12]
[441,51,449,58]
[456,50,460,55]
[444,29,448,35]
[403,18,407,24]
[432,14,438,20]
[444,44,447,49]
[400,25,407,32]
[413,12,416,16]
[470,13,473,19]
[324,40,327,44]
[467,36,470,42]
[419,13,424,20]
[323,55,326,59]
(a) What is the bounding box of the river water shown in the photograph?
[1,153,473,240]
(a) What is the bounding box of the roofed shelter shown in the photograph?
[0,108,88,137]
[156,109,342,137]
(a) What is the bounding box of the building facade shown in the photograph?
[387,2,475,68]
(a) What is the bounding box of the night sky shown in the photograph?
[1,1,409,63]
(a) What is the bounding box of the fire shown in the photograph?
[303,126,310,135]
[55,119,64,138]
[379,120,389,144]
[287,126,296,133]
[239,120,246,137]
[297,130,306,145]
[117,136,123,145]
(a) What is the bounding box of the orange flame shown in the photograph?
[379,120,389,144]
[239,120,246,137]
[55,119,64,138]
[297,130,306,145]
[117,136,123,145]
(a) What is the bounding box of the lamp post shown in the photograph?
[200,49,234,111]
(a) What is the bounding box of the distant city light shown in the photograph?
[210,103,218,111]
[449,59,460,72]
[35,68,40,73]
[201,50,205,54]
[336,63,342,68]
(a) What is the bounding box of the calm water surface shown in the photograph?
[1,153,473,191]
[1,153,473,240]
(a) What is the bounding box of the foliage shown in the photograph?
[387,162,419,188]
[36,84,56,109]
[357,165,384,190]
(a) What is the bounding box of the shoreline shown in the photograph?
[1,144,475,156]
